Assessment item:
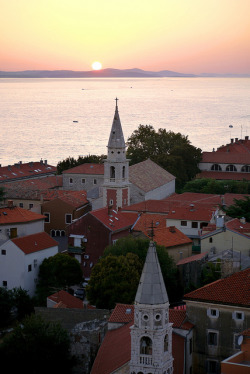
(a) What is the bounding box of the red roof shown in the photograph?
[0,206,45,225]
[0,161,56,182]
[63,163,104,175]
[201,151,250,164]
[216,138,250,153]
[90,207,138,232]
[197,170,250,181]
[47,290,84,309]
[177,252,208,265]
[226,218,250,235]
[184,268,250,306]
[109,304,134,323]
[165,204,216,221]
[12,231,58,254]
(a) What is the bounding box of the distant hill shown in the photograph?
[0,68,249,78]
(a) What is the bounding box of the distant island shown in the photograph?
[0,68,249,78]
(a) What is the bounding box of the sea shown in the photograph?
[0,77,249,167]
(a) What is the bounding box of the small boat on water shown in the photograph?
[73,120,78,123]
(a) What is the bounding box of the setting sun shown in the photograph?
[92,61,102,70]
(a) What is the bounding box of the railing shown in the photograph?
[139,355,152,365]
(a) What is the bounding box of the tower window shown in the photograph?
[164,334,169,351]
[110,166,115,179]
[122,166,125,179]
[140,337,152,355]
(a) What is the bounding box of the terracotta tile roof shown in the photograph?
[184,268,250,306]
[0,161,56,183]
[226,218,250,235]
[177,252,208,265]
[47,290,84,309]
[133,214,192,247]
[91,321,133,374]
[216,138,250,153]
[90,207,138,232]
[129,158,175,192]
[3,175,63,200]
[63,163,104,175]
[0,206,45,225]
[197,170,250,181]
[108,304,134,323]
[165,204,216,221]
[201,151,250,164]
[11,231,58,254]
[55,190,88,207]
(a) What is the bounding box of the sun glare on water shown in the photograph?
[92,61,102,70]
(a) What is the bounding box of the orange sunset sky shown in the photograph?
[1,0,250,74]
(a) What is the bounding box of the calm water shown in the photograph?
[0,77,249,167]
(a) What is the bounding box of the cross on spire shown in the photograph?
[115,97,119,108]
[148,220,156,241]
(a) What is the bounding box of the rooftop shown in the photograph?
[63,163,104,175]
[0,205,45,225]
[184,267,250,307]
[0,160,56,183]
[12,231,58,254]
[47,290,84,309]
[90,207,138,232]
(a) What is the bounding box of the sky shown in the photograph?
[1,0,250,74]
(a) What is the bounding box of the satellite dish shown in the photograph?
[238,335,243,346]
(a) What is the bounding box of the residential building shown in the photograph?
[131,212,193,263]
[3,175,63,213]
[0,159,56,183]
[184,268,250,374]
[177,252,208,290]
[41,190,90,238]
[221,328,250,374]
[198,136,250,181]
[47,290,84,309]
[0,231,58,296]
[201,217,250,258]
[63,163,104,193]
[0,200,46,244]
[67,207,138,278]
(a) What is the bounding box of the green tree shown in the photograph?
[0,314,76,374]
[126,125,202,190]
[223,196,250,222]
[57,154,106,174]
[182,178,250,194]
[12,287,34,320]
[104,236,181,303]
[35,253,83,305]
[86,253,142,309]
[0,287,13,327]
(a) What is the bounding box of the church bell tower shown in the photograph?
[130,238,174,374]
[103,99,130,210]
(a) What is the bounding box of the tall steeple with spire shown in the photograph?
[103,99,130,210]
[130,238,174,374]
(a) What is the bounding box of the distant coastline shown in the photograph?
[0,68,249,78]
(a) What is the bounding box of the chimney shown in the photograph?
[240,217,246,224]
[245,136,249,141]
[235,138,238,142]
[231,138,234,143]
[190,203,195,211]
[8,200,13,208]
[44,160,47,165]
[169,226,176,233]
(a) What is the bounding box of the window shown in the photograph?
[2,281,7,287]
[232,311,244,321]
[28,264,32,272]
[34,259,38,268]
[29,203,34,209]
[207,308,219,318]
[65,214,72,224]
[209,237,213,243]
[122,166,125,179]
[181,221,187,226]
[1,249,6,255]
[19,202,24,208]
[207,331,218,346]
[192,221,198,228]
[140,337,152,355]
[93,179,97,185]
[226,164,237,172]
[69,178,73,184]
[164,334,169,351]
[241,165,250,172]
[211,164,222,171]
[207,360,218,374]
[10,228,17,239]
[81,178,86,184]
[44,213,50,223]
[110,166,115,179]
[109,199,113,206]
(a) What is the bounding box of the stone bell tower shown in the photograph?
[130,238,174,374]
[103,98,130,210]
